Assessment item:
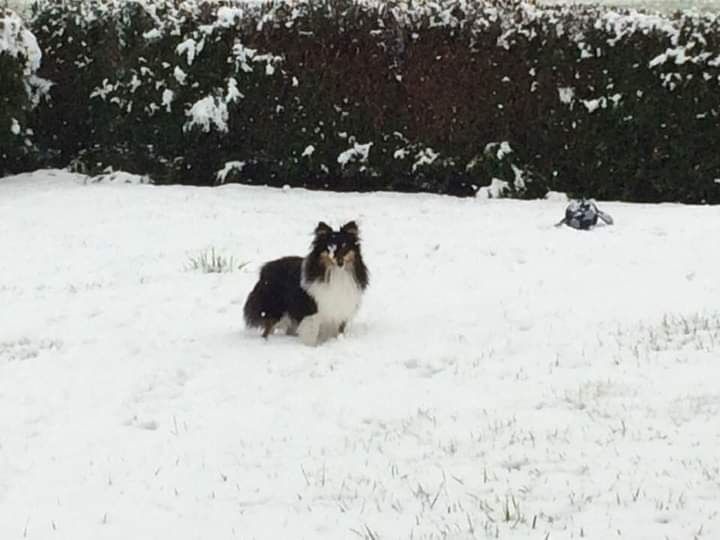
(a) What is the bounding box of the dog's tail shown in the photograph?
[243,280,268,329]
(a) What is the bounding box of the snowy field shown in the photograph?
[1,170,720,539]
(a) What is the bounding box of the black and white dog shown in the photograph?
[244,221,369,346]
[556,199,614,230]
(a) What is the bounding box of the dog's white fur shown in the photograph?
[299,263,363,346]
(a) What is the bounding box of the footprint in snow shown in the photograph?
[124,416,159,431]
[0,338,63,362]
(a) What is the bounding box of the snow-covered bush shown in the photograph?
[29,0,270,177]
[469,142,547,199]
[23,0,720,201]
[0,8,45,174]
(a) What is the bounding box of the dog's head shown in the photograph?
[311,221,361,268]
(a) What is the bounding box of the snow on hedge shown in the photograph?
[0,9,40,75]
[0,7,50,104]
[12,0,720,200]
[185,95,230,133]
[79,1,284,134]
[1,8,48,168]
[338,141,373,168]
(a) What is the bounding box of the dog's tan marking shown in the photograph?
[343,250,356,265]
[320,251,336,266]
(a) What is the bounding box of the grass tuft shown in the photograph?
[186,248,246,274]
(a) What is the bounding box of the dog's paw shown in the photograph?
[298,315,321,346]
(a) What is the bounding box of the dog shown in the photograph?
[555,199,614,230]
[244,221,369,346]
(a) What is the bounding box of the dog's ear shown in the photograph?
[314,221,333,237]
[340,221,359,237]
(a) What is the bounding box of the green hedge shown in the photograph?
[4,0,720,202]
[0,9,47,174]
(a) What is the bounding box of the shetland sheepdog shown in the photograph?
[243,221,369,346]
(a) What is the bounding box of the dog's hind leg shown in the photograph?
[285,320,299,336]
[262,319,277,339]
[273,315,298,336]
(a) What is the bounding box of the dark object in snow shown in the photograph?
[556,199,614,230]
[244,221,369,346]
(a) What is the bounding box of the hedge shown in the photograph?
[2,0,720,203]
[0,8,48,174]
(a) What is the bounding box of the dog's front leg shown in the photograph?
[298,314,321,346]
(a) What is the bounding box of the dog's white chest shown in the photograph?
[304,267,362,324]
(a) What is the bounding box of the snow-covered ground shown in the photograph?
[1,170,719,539]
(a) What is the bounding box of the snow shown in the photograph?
[0,6,53,109]
[2,171,720,539]
[183,77,248,133]
[0,9,41,76]
[511,164,526,191]
[173,66,187,85]
[412,147,439,171]
[337,142,373,167]
[142,28,162,41]
[233,44,255,73]
[4,0,718,15]
[128,74,142,94]
[90,79,116,101]
[497,142,512,160]
[88,171,151,185]
[216,6,245,28]
[161,88,174,112]
[184,96,229,133]
[476,177,510,198]
[558,86,575,105]
[225,77,243,103]
[539,0,720,12]
[583,98,604,113]
[581,94,621,113]
[215,160,245,185]
[176,37,204,66]
[545,190,570,201]
[648,45,714,68]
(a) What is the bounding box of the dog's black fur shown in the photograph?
[243,255,317,337]
[244,221,369,340]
